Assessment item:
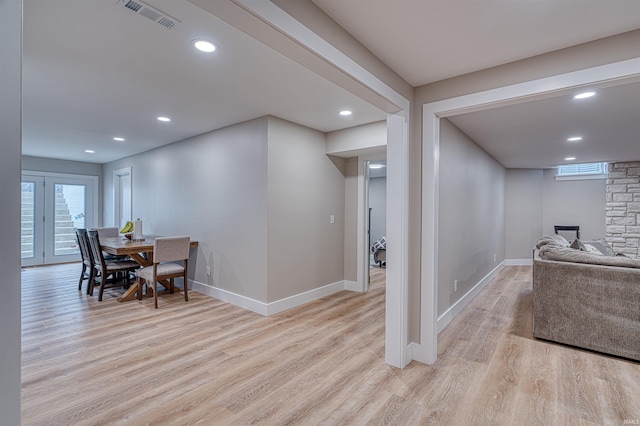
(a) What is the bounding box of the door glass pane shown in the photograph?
[21,182,35,259]
[54,184,85,256]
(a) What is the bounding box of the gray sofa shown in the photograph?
[533,235,640,361]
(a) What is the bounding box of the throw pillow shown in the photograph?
[582,243,602,255]
[570,239,586,251]
[569,239,604,255]
[583,238,616,256]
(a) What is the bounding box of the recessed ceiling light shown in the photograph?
[113,137,125,142]
[85,150,95,154]
[564,157,576,161]
[157,116,171,122]
[567,136,582,142]
[573,91,596,100]
[369,164,385,169]
[193,39,216,53]
[339,110,352,116]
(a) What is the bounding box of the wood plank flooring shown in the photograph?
[21,264,639,425]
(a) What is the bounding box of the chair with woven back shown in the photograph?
[135,236,190,309]
[75,228,95,294]
[86,229,140,301]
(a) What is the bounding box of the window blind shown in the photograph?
[557,162,608,176]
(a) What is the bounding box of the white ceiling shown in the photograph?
[23,0,640,168]
[22,0,386,164]
[313,0,640,87]
[313,0,640,169]
[448,81,640,168]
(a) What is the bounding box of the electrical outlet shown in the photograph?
[493,253,497,262]
[330,214,335,224]
[454,280,458,292]
[206,266,211,276]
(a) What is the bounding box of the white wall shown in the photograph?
[505,168,606,260]
[266,117,346,302]
[326,120,387,157]
[103,115,349,306]
[542,168,606,240]
[369,177,387,245]
[22,156,102,176]
[0,0,22,422]
[343,157,358,282]
[438,119,506,316]
[505,169,543,260]
[103,117,270,302]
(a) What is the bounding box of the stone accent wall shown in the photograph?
[606,162,640,258]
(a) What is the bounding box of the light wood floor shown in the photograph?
[21,264,639,425]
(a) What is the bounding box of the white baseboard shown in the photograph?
[505,258,533,266]
[410,341,437,365]
[405,342,417,367]
[191,279,349,316]
[265,281,347,315]
[436,261,505,334]
[344,280,362,292]
[191,280,268,315]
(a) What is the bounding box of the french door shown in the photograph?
[21,173,98,266]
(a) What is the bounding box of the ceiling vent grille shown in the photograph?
[118,0,180,30]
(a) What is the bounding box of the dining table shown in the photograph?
[100,235,198,302]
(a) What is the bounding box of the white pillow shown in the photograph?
[583,243,602,255]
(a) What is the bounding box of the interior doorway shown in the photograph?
[356,157,387,292]
[367,160,387,283]
[113,167,132,229]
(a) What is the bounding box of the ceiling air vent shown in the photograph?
[118,0,180,30]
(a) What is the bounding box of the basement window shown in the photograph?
[556,162,608,181]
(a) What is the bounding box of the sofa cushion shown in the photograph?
[583,243,603,255]
[569,238,585,250]
[539,245,640,268]
[583,238,616,256]
[570,239,603,255]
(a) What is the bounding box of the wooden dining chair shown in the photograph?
[135,236,190,309]
[93,227,129,261]
[87,229,140,301]
[94,227,119,238]
[75,228,95,294]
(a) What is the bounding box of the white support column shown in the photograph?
[385,112,410,367]
[0,0,23,423]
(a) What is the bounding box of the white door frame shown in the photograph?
[356,153,388,293]
[113,166,132,228]
[413,58,640,365]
